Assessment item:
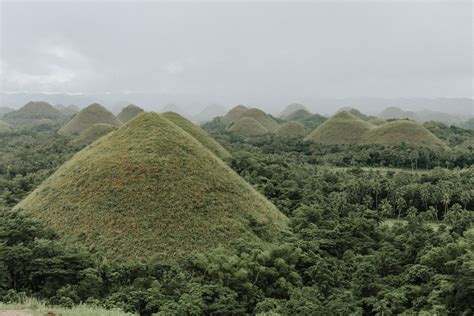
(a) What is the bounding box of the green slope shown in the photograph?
[3,101,64,125]
[237,108,280,132]
[222,105,248,124]
[16,113,287,262]
[0,120,12,133]
[58,103,122,135]
[161,111,231,159]
[275,121,306,137]
[77,123,116,145]
[305,111,373,144]
[228,117,269,137]
[117,104,144,123]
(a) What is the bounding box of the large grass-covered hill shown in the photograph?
[16,112,287,262]
[77,123,116,145]
[228,117,269,137]
[278,103,308,119]
[58,103,123,135]
[275,121,306,137]
[305,111,447,149]
[3,101,65,125]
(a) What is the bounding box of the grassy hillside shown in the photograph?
[278,103,308,119]
[222,105,248,124]
[305,111,373,144]
[368,118,386,126]
[364,120,448,149]
[3,101,64,125]
[0,120,12,133]
[78,123,116,145]
[336,107,373,120]
[58,103,122,135]
[161,111,231,159]
[117,104,144,123]
[285,109,312,121]
[306,111,447,149]
[228,117,269,137]
[16,113,287,262]
[237,108,280,132]
[275,121,306,137]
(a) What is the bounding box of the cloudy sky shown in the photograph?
[0,1,472,112]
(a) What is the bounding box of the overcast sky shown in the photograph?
[0,1,472,112]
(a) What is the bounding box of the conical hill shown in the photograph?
[16,112,287,262]
[58,103,122,135]
[117,104,144,123]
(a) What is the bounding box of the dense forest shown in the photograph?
[0,119,473,315]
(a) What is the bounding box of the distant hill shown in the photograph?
[0,120,12,133]
[285,109,312,121]
[58,103,122,135]
[16,112,287,262]
[222,105,248,124]
[379,106,465,124]
[379,107,418,121]
[0,107,14,117]
[161,111,231,159]
[336,107,373,120]
[3,101,64,125]
[54,104,79,117]
[278,103,308,119]
[117,104,144,123]
[305,111,373,144]
[275,121,306,137]
[286,110,327,130]
[236,108,280,132]
[305,111,447,149]
[228,117,269,137]
[160,104,189,117]
[458,118,474,130]
[77,123,116,145]
[193,104,227,123]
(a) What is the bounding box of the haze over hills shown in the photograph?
[305,111,447,149]
[117,104,144,123]
[379,106,466,125]
[192,104,227,123]
[58,103,123,135]
[0,107,14,117]
[16,112,287,262]
[2,101,65,126]
[278,103,308,119]
[54,104,80,117]
[0,120,12,133]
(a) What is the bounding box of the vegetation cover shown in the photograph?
[77,123,116,146]
[0,120,13,133]
[336,107,373,120]
[16,113,287,262]
[368,118,386,126]
[117,104,144,123]
[236,108,280,132]
[161,111,231,159]
[3,101,64,126]
[228,117,269,137]
[221,104,248,124]
[58,103,122,135]
[306,111,447,149]
[275,121,305,137]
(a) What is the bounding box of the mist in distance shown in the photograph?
[1,1,472,116]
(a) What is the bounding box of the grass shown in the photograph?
[117,104,144,123]
[0,119,12,133]
[58,103,122,135]
[222,105,248,124]
[237,108,280,132]
[305,111,447,149]
[368,118,386,126]
[275,121,306,137]
[228,117,269,137]
[17,112,288,263]
[284,109,312,121]
[278,103,308,119]
[3,102,64,126]
[77,123,116,145]
[0,298,134,316]
[162,111,231,159]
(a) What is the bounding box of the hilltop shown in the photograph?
[161,111,231,159]
[278,103,308,119]
[306,111,447,149]
[364,120,447,149]
[228,117,269,137]
[275,121,306,137]
[58,103,122,135]
[117,104,144,123]
[77,123,116,145]
[287,110,327,130]
[305,111,373,144]
[222,105,248,124]
[3,101,64,125]
[379,106,418,121]
[16,112,287,262]
[55,104,80,116]
[236,108,280,132]
[336,107,373,120]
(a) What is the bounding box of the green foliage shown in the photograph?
[275,121,305,137]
